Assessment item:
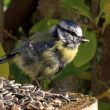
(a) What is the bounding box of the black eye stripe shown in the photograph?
[57,24,77,36]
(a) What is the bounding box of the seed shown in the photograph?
[12,93,24,99]
[53,99,62,107]
[44,104,55,110]
[30,86,37,93]
[12,98,18,103]
[0,99,6,110]
[21,84,34,89]
[28,103,39,109]
[18,99,24,105]
[2,90,9,95]
[4,94,13,100]
[0,77,78,110]
[9,80,15,84]
[0,80,3,89]
[12,105,21,110]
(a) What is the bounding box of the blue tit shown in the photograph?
[0,19,89,80]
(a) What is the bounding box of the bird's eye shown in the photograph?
[57,24,77,36]
[70,31,76,36]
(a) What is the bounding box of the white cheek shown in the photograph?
[76,27,83,36]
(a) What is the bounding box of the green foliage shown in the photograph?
[10,63,31,83]
[99,1,110,27]
[100,0,110,9]
[4,0,11,7]
[99,101,110,110]
[54,63,91,80]
[96,0,110,29]
[73,28,97,67]
[42,79,51,90]
[30,19,59,33]
[60,0,91,19]
[0,44,9,79]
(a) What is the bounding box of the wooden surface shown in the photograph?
[59,93,98,110]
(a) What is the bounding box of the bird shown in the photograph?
[0,19,89,81]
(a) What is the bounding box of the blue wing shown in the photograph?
[0,39,55,64]
[0,31,56,64]
[32,39,55,53]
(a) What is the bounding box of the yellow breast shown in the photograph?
[54,40,78,64]
[60,47,78,63]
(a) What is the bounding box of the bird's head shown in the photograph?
[51,19,89,48]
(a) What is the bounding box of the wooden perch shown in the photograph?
[60,93,98,110]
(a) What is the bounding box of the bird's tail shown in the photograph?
[0,44,28,64]
[0,52,16,64]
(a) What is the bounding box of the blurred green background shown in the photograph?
[0,0,110,109]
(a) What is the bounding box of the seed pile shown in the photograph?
[0,77,77,110]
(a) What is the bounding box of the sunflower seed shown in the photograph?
[0,77,79,110]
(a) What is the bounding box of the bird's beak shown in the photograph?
[80,36,89,43]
